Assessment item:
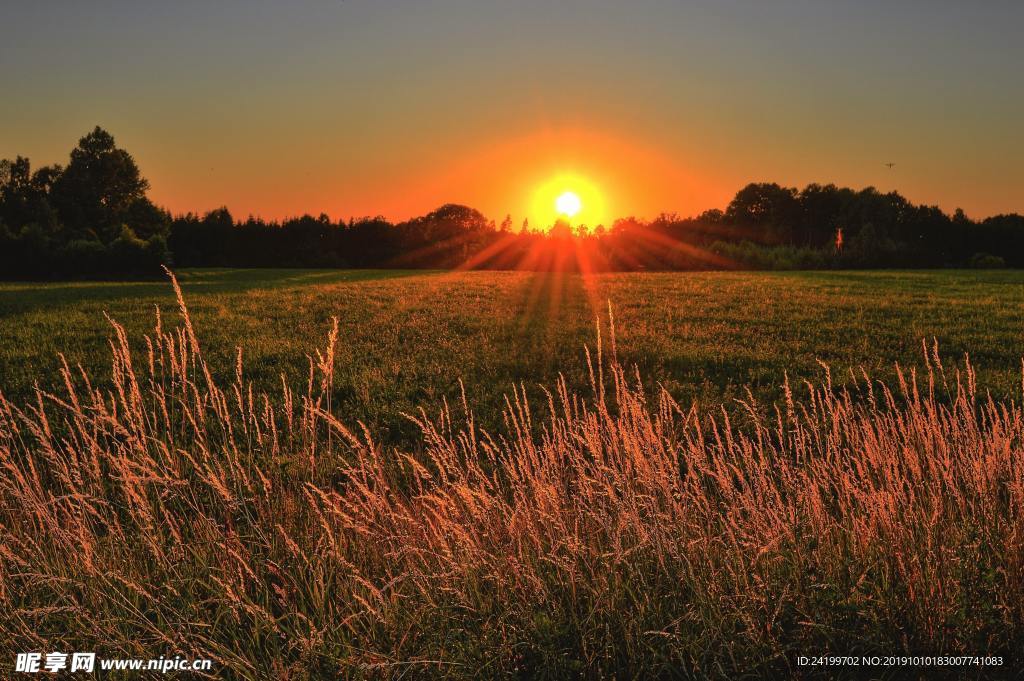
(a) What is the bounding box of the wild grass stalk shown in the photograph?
[0,271,1021,679]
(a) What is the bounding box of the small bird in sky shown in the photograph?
[885,162,895,169]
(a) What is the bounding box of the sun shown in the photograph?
[529,173,608,229]
[555,191,582,218]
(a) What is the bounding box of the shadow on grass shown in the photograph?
[0,268,437,311]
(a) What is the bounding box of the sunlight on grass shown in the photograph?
[0,272,1021,677]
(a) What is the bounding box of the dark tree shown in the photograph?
[0,127,169,278]
[51,126,151,242]
[395,204,493,268]
[0,157,61,237]
[725,183,801,243]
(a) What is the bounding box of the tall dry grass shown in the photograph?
[0,272,1022,679]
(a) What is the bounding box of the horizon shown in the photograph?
[160,176,1020,228]
[2,1,1022,224]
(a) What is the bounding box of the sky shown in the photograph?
[2,0,1022,226]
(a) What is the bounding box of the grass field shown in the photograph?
[2,268,1024,678]
[2,268,1023,448]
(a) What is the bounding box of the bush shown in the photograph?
[107,225,170,275]
[59,239,109,276]
[968,252,1006,269]
[710,240,833,270]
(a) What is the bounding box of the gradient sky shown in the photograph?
[2,0,1021,225]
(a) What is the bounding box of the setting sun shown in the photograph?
[555,191,582,218]
[530,173,608,229]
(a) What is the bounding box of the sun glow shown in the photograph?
[530,173,607,230]
[555,191,582,218]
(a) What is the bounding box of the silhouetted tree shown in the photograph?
[726,183,801,243]
[395,204,492,268]
[0,127,169,278]
[51,127,151,242]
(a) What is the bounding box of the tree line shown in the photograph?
[3,127,1022,278]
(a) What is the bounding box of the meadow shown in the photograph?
[1,268,1023,679]
[2,268,1023,449]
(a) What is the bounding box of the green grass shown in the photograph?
[2,268,1023,448]
[3,268,1024,678]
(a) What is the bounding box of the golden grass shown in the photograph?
[0,271,1021,678]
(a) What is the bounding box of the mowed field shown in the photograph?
[1,268,1022,447]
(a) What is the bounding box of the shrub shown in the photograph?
[968,252,1006,269]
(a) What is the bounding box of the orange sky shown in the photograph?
[2,2,1022,225]
[356,128,727,228]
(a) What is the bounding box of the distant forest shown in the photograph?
[3,127,1022,278]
